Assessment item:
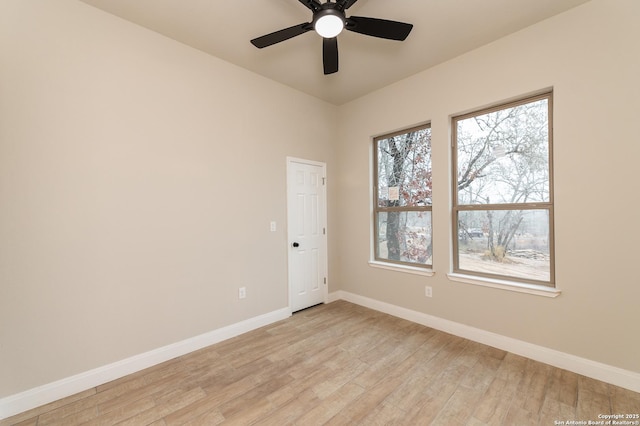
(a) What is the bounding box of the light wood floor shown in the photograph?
[2,301,639,425]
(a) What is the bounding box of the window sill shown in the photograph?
[368,261,435,277]
[447,273,561,298]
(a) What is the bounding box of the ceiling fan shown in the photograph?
[250,0,413,75]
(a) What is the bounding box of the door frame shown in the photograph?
[286,157,328,313]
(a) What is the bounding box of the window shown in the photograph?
[373,124,432,268]
[452,92,554,286]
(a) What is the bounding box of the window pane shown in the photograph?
[377,128,432,207]
[456,98,549,205]
[457,209,551,282]
[377,211,432,265]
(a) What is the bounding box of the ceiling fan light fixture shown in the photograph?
[314,9,344,38]
[250,0,414,75]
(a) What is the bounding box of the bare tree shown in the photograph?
[456,98,550,261]
[377,129,432,262]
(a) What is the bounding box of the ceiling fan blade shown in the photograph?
[298,0,322,12]
[251,23,312,48]
[346,16,413,41]
[323,37,339,75]
[336,0,359,11]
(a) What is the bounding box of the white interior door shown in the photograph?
[287,158,327,313]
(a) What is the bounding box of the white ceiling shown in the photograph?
[79,0,591,105]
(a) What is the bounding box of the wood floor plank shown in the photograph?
[331,375,406,424]
[162,390,228,426]
[2,419,37,426]
[471,353,539,425]
[611,386,640,413]
[285,346,343,380]
[576,388,612,420]
[537,369,579,425]
[459,351,503,393]
[253,388,320,426]
[538,398,577,426]
[404,363,471,425]
[385,334,470,412]
[557,369,579,407]
[87,396,157,426]
[0,388,96,426]
[296,382,365,426]
[2,301,639,426]
[359,401,409,425]
[36,397,99,426]
[430,384,484,425]
[113,387,206,426]
[217,375,294,419]
[470,377,513,425]
[502,405,539,426]
[502,358,552,422]
[178,408,224,426]
[96,371,189,416]
[353,333,439,391]
[217,397,273,425]
[163,393,225,426]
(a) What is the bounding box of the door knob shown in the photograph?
[292,242,300,248]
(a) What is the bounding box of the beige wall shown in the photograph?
[332,0,640,374]
[0,1,336,397]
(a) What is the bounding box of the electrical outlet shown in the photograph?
[425,286,433,298]
[270,221,276,232]
[239,287,246,299]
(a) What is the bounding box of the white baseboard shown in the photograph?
[4,293,639,421]
[0,308,291,420]
[330,290,640,394]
